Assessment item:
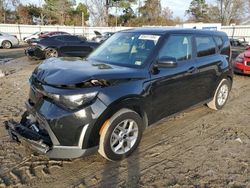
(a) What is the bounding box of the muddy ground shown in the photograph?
[0,57,249,188]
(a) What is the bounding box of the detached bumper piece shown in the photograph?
[4,120,52,154]
[4,112,97,159]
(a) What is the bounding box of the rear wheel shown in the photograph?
[98,109,143,161]
[45,48,58,58]
[207,79,231,110]
[2,40,12,49]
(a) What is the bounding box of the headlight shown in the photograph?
[235,57,244,63]
[48,92,98,109]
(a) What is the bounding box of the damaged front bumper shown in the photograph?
[4,108,97,159]
[5,121,50,154]
[25,46,45,60]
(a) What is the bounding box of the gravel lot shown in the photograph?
[0,57,249,188]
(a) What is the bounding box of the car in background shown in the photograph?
[92,31,114,43]
[0,32,19,49]
[25,34,99,59]
[230,38,249,47]
[39,31,70,39]
[233,50,250,75]
[23,31,49,43]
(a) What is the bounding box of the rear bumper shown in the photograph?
[4,120,98,159]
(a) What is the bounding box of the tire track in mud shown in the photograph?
[0,107,248,187]
[28,102,250,187]
[0,105,212,187]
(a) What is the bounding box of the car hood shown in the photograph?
[32,57,147,87]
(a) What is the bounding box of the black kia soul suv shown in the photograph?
[5,28,232,161]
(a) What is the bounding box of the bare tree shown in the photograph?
[216,0,245,25]
[84,0,107,26]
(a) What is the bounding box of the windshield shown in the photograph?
[88,32,161,67]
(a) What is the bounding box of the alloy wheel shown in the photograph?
[45,48,58,58]
[110,119,139,155]
[217,84,229,106]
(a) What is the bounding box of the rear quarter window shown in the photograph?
[214,36,223,50]
[196,36,216,57]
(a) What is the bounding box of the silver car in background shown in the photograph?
[23,31,49,43]
[0,32,19,49]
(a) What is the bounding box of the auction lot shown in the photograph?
[0,56,249,188]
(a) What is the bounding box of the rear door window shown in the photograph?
[159,35,192,62]
[196,36,216,57]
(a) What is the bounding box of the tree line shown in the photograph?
[0,0,248,26]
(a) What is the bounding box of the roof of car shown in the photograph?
[120,27,227,36]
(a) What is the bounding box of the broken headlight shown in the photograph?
[48,92,98,109]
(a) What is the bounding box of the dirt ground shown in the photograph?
[0,57,249,188]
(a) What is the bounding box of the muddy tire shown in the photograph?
[98,108,143,161]
[45,48,58,59]
[2,40,12,49]
[207,79,231,110]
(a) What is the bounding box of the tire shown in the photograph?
[207,79,231,110]
[45,48,58,59]
[98,108,144,161]
[2,40,12,49]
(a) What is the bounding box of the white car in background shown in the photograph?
[23,31,48,43]
[0,32,19,49]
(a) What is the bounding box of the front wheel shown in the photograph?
[98,109,144,161]
[207,79,231,110]
[45,48,58,59]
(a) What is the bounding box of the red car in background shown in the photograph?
[233,50,250,75]
[39,31,70,38]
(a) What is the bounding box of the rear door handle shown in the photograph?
[187,66,197,74]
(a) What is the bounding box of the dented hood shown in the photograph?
[32,57,146,86]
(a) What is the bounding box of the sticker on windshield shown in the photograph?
[139,35,160,41]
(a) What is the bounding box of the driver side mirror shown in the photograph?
[156,56,177,68]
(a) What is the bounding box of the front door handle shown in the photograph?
[187,66,197,74]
